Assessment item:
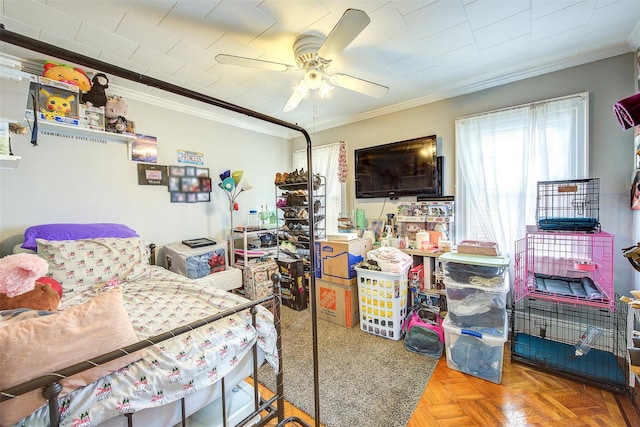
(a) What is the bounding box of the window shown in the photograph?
[455,93,589,259]
[293,143,342,235]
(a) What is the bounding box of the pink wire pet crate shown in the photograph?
[514,230,615,311]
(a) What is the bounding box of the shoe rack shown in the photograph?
[275,171,326,306]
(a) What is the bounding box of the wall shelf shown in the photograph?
[37,119,137,144]
[0,154,21,169]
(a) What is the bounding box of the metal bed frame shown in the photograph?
[0,25,321,427]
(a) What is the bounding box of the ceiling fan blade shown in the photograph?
[282,87,305,112]
[215,54,294,72]
[317,9,370,61]
[330,73,388,98]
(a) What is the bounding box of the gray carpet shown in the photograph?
[258,306,439,427]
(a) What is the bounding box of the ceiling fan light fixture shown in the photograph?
[318,79,333,98]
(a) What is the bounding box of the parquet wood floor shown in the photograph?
[258,344,640,427]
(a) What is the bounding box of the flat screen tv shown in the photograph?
[354,135,442,199]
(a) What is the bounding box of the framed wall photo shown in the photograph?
[171,192,186,203]
[137,163,168,185]
[168,176,181,192]
[197,192,210,202]
[199,177,212,192]
[168,163,212,203]
[181,177,200,192]
[169,166,186,177]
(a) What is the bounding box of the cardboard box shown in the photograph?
[37,76,80,125]
[314,238,372,286]
[315,279,359,328]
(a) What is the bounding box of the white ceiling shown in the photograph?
[1,0,640,138]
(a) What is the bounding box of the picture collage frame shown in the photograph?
[169,166,211,203]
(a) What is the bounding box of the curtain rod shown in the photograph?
[0,23,322,427]
[455,91,588,121]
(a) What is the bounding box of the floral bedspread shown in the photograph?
[15,267,278,427]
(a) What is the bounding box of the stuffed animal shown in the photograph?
[81,72,110,107]
[0,253,60,311]
[0,278,61,311]
[107,116,128,133]
[42,61,91,92]
[105,95,129,133]
[40,87,75,117]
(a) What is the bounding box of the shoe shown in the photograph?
[297,208,309,219]
[312,174,322,189]
[275,172,282,185]
[287,169,299,184]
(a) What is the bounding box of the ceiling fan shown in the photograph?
[215,9,389,112]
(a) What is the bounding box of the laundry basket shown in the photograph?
[355,266,409,341]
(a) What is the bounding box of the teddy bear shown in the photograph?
[0,278,61,311]
[0,253,62,311]
[105,95,130,133]
[81,72,110,108]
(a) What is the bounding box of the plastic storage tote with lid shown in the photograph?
[445,272,509,335]
[439,252,510,287]
[443,314,508,384]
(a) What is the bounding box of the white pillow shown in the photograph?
[37,237,151,296]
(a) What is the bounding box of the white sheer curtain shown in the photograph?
[455,92,589,259]
[293,143,341,235]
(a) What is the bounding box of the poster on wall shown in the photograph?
[137,163,168,185]
[131,134,158,163]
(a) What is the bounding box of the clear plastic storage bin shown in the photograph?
[445,272,509,335]
[443,314,508,384]
[355,266,409,341]
[439,252,509,286]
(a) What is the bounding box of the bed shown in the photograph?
[0,228,282,427]
[0,25,322,427]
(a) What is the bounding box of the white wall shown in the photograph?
[0,95,291,255]
[294,53,637,296]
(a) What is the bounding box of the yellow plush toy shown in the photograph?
[39,88,75,117]
[42,61,91,92]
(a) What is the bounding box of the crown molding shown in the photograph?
[312,46,635,133]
